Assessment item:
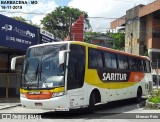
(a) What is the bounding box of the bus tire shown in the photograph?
[135,87,142,103]
[87,92,96,114]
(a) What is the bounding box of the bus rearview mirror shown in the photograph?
[11,55,25,70]
[59,51,66,65]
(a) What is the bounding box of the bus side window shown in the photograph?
[137,59,144,72]
[88,48,103,69]
[146,60,151,73]
[104,51,112,69]
[143,60,147,72]
[110,53,117,69]
[117,54,128,70]
[129,57,137,71]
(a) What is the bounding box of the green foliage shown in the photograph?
[143,46,149,56]
[146,90,160,109]
[12,16,26,22]
[12,16,38,27]
[148,90,160,104]
[41,6,90,39]
[109,33,125,50]
[84,32,109,43]
[148,97,160,104]
[84,32,100,42]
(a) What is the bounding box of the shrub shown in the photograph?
[146,89,160,109]
[148,97,160,104]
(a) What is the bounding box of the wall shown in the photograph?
[125,5,144,55]
[139,0,160,17]
[110,16,126,29]
[146,12,160,68]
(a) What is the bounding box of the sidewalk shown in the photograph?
[0,98,21,110]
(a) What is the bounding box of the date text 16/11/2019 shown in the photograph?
[1,6,22,9]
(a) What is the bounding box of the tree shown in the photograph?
[12,16,26,22]
[41,6,90,39]
[110,33,125,50]
[12,16,38,27]
[84,32,102,42]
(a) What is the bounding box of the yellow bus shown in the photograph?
[11,41,153,113]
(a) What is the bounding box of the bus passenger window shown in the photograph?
[110,53,117,69]
[104,52,112,68]
[129,57,137,71]
[143,60,147,72]
[137,59,144,72]
[117,54,128,70]
[89,48,103,69]
[146,60,151,73]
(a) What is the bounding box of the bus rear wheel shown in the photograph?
[135,87,142,103]
[87,92,96,114]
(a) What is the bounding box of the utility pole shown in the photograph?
[130,33,133,53]
[157,59,159,89]
[69,17,72,41]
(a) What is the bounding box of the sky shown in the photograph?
[0,0,156,32]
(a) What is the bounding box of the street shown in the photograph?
[0,98,160,119]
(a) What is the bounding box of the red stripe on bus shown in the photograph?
[128,72,145,82]
[25,91,53,99]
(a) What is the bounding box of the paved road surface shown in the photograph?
[0,98,160,121]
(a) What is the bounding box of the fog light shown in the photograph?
[52,92,64,98]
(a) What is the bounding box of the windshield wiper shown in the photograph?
[35,63,39,79]
[37,61,43,88]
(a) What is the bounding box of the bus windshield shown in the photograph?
[22,44,67,89]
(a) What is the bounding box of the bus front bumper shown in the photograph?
[20,95,69,111]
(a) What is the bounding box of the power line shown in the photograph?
[0,11,126,20]
[88,17,124,20]
[0,11,48,15]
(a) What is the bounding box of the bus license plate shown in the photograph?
[35,103,42,106]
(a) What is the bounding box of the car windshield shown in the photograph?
[21,44,67,89]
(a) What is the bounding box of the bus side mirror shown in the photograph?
[11,55,25,71]
[59,51,66,65]
[11,57,16,70]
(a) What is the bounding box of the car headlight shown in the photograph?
[20,93,26,98]
[52,92,64,98]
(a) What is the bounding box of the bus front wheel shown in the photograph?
[87,92,96,114]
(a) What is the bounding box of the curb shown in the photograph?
[0,103,21,110]
[146,100,160,109]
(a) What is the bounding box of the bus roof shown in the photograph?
[29,41,150,60]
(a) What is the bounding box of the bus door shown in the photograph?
[66,45,85,108]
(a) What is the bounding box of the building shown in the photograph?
[111,0,160,70]
[0,14,55,98]
[89,35,114,48]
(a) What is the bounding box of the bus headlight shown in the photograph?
[20,93,26,98]
[52,92,64,98]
